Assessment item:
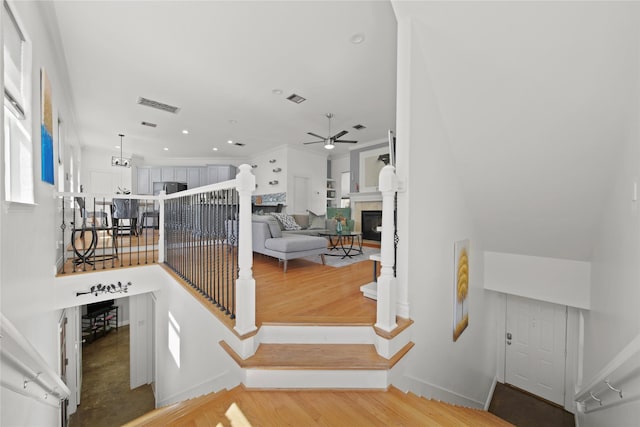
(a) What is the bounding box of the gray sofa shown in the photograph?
[252,215,327,272]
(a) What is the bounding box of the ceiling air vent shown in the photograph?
[137,96,181,114]
[353,124,366,130]
[286,93,306,104]
[233,142,246,147]
[141,121,157,128]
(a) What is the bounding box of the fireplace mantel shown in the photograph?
[348,192,382,203]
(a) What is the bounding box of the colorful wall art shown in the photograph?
[41,69,54,184]
[453,239,469,341]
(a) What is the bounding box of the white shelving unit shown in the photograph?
[326,178,336,207]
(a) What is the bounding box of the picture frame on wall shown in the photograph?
[453,239,469,341]
[41,68,55,185]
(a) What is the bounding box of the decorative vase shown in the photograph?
[336,220,343,234]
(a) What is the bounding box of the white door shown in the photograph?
[505,294,567,405]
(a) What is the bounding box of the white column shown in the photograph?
[234,164,257,336]
[375,165,399,332]
[157,191,166,263]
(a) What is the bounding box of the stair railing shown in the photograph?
[55,193,160,273]
[0,312,71,408]
[162,164,256,335]
[574,332,640,413]
[375,165,399,332]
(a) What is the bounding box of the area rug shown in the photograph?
[303,245,380,268]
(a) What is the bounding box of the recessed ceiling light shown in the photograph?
[227,140,233,144]
[272,89,283,95]
[229,119,237,124]
[115,145,120,149]
[163,147,169,151]
[212,147,218,151]
[350,33,365,44]
[182,129,189,134]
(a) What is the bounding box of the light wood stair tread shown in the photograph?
[220,341,414,370]
[126,385,514,427]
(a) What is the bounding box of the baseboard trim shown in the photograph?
[484,377,498,410]
[403,374,485,409]
[156,370,238,407]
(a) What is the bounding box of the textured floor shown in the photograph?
[69,325,155,427]
[488,383,575,427]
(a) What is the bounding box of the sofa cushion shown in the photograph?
[270,212,302,230]
[265,236,327,252]
[252,215,282,238]
[291,214,309,229]
[307,210,326,230]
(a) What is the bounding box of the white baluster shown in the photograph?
[234,164,257,336]
[375,165,399,332]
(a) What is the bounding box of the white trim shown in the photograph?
[484,377,498,410]
[349,191,382,202]
[402,373,486,409]
[156,370,238,407]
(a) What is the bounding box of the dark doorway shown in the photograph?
[361,210,382,241]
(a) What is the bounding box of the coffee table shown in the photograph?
[318,231,363,259]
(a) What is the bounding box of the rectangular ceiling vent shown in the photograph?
[233,142,246,147]
[137,96,181,114]
[141,121,157,128]
[353,124,366,130]
[286,93,306,104]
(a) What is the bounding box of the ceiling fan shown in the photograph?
[303,113,358,150]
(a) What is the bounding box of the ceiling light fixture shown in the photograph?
[272,89,283,95]
[163,147,169,151]
[350,33,365,44]
[182,129,189,134]
[112,134,131,167]
[324,141,335,150]
[227,140,233,144]
[212,147,218,151]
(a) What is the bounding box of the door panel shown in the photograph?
[506,295,567,405]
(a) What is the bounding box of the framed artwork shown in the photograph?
[41,68,55,185]
[453,239,469,341]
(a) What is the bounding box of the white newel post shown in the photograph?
[157,190,166,263]
[234,164,257,336]
[375,165,399,332]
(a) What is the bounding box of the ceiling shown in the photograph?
[49,1,397,161]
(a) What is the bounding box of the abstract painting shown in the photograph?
[41,68,54,184]
[453,239,469,341]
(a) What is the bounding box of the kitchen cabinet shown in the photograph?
[175,167,188,183]
[162,167,175,182]
[187,167,202,190]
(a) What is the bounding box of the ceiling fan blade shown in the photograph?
[335,140,358,144]
[307,132,326,140]
[331,130,348,140]
[303,140,325,145]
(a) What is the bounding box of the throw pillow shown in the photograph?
[307,210,326,230]
[270,212,302,230]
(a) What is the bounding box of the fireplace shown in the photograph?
[361,210,382,241]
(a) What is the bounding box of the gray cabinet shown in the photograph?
[137,168,151,195]
[175,167,188,183]
[162,167,175,182]
[206,165,237,185]
[150,168,162,186]
[187,167,202,190]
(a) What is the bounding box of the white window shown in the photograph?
[3,0,34,204]
[340,171,350,208]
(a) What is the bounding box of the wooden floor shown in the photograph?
[125,385,513,427]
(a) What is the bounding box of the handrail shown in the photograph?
[161,179,238,200]
[575,332,640,413]
[55,191,160,200]
[0,313,71,407]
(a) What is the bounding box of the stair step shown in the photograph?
[221,341,413,370]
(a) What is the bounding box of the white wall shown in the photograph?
[484,252,591,309]
[249,145,287,196]
[80,146,132,194]
[0,2,83,425]
[391,10,498,407]
[578,32,640,424]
